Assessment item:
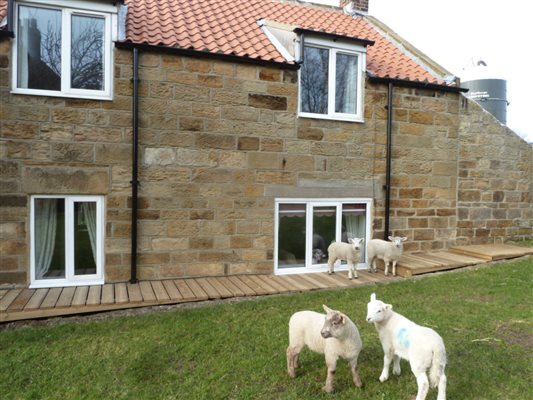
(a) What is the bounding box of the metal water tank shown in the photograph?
[461,60,508,125]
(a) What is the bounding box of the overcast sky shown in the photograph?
[369,0,533,143]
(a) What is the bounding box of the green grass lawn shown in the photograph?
[1,257,532,400]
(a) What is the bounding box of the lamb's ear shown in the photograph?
[340,314,346,325]
[388,236,393,241]
[385,303,393,310]
[370,293,376,301]
[401,237,407,242]
[323,304,333,314]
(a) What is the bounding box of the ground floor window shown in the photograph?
[274,198,371,275]
[30,195,104,288]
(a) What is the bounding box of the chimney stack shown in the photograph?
[341,0,368,15]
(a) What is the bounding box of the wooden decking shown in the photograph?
[0,270,399,323]
[1,244,531,323]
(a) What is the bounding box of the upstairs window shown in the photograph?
[299,37,366,122]
[13,1,115,99]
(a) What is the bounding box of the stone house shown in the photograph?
[0,0,531,289]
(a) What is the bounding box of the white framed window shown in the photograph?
[274,198,372,275]
[298,37,366,122]
[30,195,105,288]
[12,0,116,100]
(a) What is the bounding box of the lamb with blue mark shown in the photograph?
[366,293,447,400]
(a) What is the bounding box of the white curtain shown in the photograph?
[34,199,57,279]
[345,214,366,258]
[17,16,29,88]
[336,53,358,114]
[80,202,97,264]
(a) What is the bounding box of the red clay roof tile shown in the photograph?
[121,0,445,85]
[0,0,446,85]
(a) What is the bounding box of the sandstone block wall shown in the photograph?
[1,39,531,286]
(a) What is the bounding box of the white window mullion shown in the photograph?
[305,203,313,267]
[335,204,343,243]
[64,198,75,281]
[61,9,71,93]
[328,49,336,116]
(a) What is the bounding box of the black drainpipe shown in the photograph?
[383,81,393,241]
[130,47,140,284]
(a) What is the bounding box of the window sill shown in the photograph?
[30,278,105,289]
[298,112,364,123]
[11,88,113,102]
[275,263,367,276]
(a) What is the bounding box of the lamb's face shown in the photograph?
[321,305,346,339]
[388,236,407,249]
[366,294,391,323]
[348,237,365,250]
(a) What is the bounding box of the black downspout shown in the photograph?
[384,81,393,241]
[130,47,139,284]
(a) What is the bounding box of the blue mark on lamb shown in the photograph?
[397,327,410,348]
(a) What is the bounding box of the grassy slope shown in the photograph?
[1,257,532,400]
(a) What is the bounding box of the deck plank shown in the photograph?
[101,284,115,305]
[151,281,170,302]
[0,289,21,311]
[227,276,256,296]
[248,275,279,294]
[174,280,197,301]
[205,278,234,298]
[56,287,76,308]
[24,289,49,310]
[115,283,129,304]
[162,280,183,301]
[127,283,143,303]
[0,289,8,300]
[184,279,209,301]
[262,275,292,293]
[277,275,309,291]
[6,289,35,312]
[214,277,245,297]
[319,272,351,287]
[450,244,533,261]
[195,278,221,299]
[236,275,270,295]
[86,286,102,306]
[71,286,89,307]
[139,281,156,302]
[299,273,335,289]
[40,288,62,309]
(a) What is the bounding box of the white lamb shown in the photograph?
[287,305,363,394]
[366,293,447,400]
[367,236,407,276]
[327,238,364,279]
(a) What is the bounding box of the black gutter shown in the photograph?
[293,28,375,47]
[130,46,139,284]
[368,75,468,93]
[115,41,300,70]
[384,81,393,240]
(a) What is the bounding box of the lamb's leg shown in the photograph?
[370,257,376,273]
[349,358,363,388]
[414,372,429,400]
[348,263,358,279]
[286,346,300,378]
[379,351,393,382]
[392,260,397,276]
[327,258,335,275]
[323,355,338,393]
[437,373,447,400]
[392,354,401,375]
[384,260,389,276]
